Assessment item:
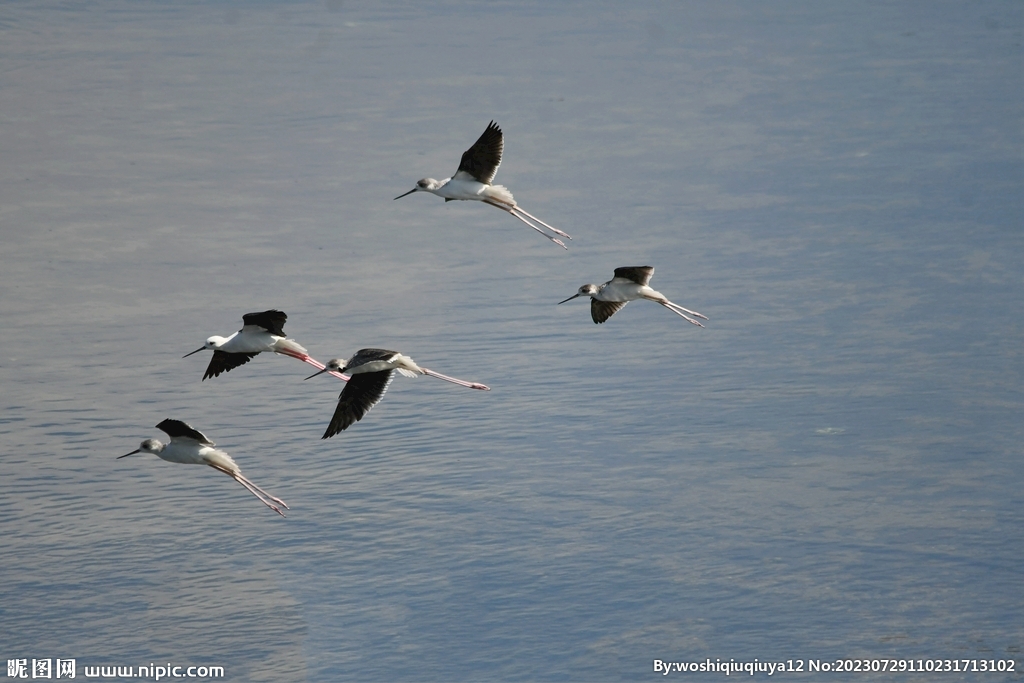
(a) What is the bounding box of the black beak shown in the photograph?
[304,367,330,380]
[118,449,142,459]
[394,188,418,200]
[182,347,205,358]
[557,293,581,305]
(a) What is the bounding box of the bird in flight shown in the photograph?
[183,309,346,381]
[119,419,289,516]
[558,266,708,326]
[306,349,489,439]
[394,121,572,248]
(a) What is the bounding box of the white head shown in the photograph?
[304,357,348,380]
[557,284,600,304]
[394,178,441,199]
[119,438,165,458]
[182,336,229,358]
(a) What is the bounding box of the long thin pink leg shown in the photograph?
[230,473,287,516]
[484,200,567,249]
[511,205,572,240]
[207,463,288,516]
[421,368,491,390]
[664,299,709,321]
[205,464,288,518]
[505,210,567,249]
[659,302,706,327]
[235,471,289,509]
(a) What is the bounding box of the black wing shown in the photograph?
[203,350,259,380]
[242,309,287,336]
[322,371,395,439]
[156,419,215,445]
[612,266,654,286]
[592,300,628,324]
[457,121,503,185]
[346,348,400,370]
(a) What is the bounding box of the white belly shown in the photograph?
[435,177,489,201]
[220,330,275,354]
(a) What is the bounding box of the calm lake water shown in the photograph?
[1,2,1021,681]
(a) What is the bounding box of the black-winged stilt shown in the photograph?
[305,349,489,439]
[119,419,288,516]
[183,309,347,381]
[394,121,571,248]
[558,266,709,326]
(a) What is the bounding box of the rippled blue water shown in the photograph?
[1,2,1021,681]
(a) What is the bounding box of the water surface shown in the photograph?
[1,2,1021,681]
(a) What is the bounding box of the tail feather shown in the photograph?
[204,450,240,476]
[486,184,516,207]
[275,338,309,357]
